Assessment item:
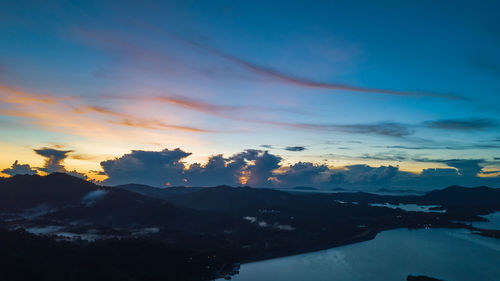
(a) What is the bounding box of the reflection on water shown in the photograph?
[220,228,500,281]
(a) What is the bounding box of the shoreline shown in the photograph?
[238,228,379,264]
[236,223,480,265]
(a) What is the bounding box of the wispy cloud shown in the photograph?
[0,85,56,104]
[75,105,212,133]
[284,146,307,152]
[77,23,462,99]
[423,118,498,130]
[278,122,412,137]
[149,94,414,137]
[152,28,462,99]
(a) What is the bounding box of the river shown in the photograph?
[219,214,500,281]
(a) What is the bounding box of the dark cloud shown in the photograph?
[284,146,306,152]
[385,145,435,150]
[101,148,281,187]
[420,168,459,177]
[442,159,484,177]
[480,170,500,175]
[414,158,485,177]
[232,150,282,187]
[101,148,191,186]
[97,148,500,190]
[274,162,331,187]
[360,151,408,161]
[341,165,399,185]
[185,154,244,186]
[384,142,500,150]
[33,147,87,179]
[34,147,73,174]
[423,118,498,131]
[260,145,274,149]
[1,160,38,176]
[287,122,412,137]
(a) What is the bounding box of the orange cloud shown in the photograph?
[75,105,214,133]
[0,85,56,104]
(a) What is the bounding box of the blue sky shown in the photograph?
[1,0,499,188]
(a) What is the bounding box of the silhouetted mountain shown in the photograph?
[168,186,294,211]
[0,173,99,212]
[407,275,443,281]
[293,186,317,190]
[423,185,500,204]
[0,173,234,231]
[1,174,498,280]
[116,184,201,200]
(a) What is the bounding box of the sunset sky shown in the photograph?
[1,1,499,189]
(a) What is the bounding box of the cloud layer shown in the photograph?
[1,160,38,176]
[98,147,500,190]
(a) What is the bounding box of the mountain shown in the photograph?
[167,185,295,211]
[0,173,100,212]
[115,183,201,200]
[0,173,235,231]
[1,173,498,280]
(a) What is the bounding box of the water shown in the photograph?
[475,211,500,230]
[370,203,445,213]
[220,228,500,281]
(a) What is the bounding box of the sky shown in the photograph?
[1,0,499,190]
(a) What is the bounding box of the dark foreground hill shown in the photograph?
[1,173,499,280]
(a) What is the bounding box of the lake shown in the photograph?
[219,224,500,281]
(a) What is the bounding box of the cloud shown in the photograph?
[274,162,331,187]
[1,160,38,176]
[34,147,73,174]
[78,23,461,99]
[385,143,500,150]
[284,146,306,152]
[359,151,408,161]
[235,150,282,186]
[151,28,460,99]
[414,158,485,177]
[153,95,414,137]
[75,105,213,133]
[423,118,498,131]
[97,148,500,190]
[442,159,484,177]
[81,189,109,207]
[285,122,412,137]
[260,145,274,149]
[341,164,399,186]
[185,154,246,186]
[0,85,56,105]
[420,168,459,177]
[101,148,282,187]
[100,148,191,186]
[33,147,87,179]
